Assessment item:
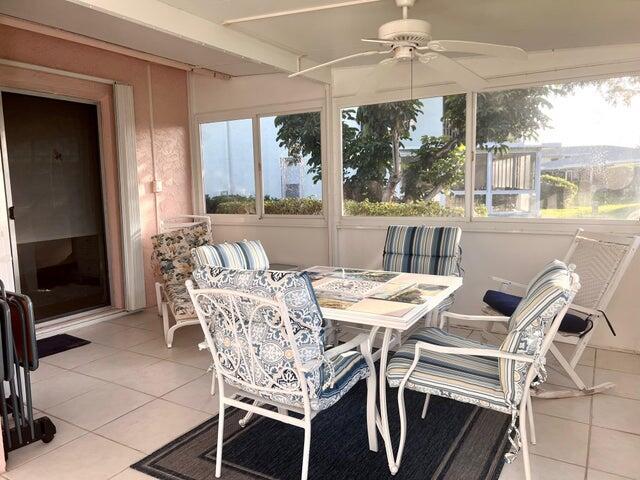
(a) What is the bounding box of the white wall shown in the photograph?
[190,50,640,354]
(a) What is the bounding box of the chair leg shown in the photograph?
[210,371,216,396]
[395,378,409,469]
[161,303,172,347]
[527,393,536,445]
[215,400,225,478]
[301,421,311,480]
[155,282,163,316]
[421,393,431,419]
[519,397,532,480]
[365,365,378,452]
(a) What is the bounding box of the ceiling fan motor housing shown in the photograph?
[378,19,432,46]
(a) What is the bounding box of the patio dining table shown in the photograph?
[303,265,463,474]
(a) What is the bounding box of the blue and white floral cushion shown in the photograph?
[192,266,369,411]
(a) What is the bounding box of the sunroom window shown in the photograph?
[341,94,467,217]
[474,75,640,220]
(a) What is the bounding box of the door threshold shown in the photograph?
[36,306,129,339]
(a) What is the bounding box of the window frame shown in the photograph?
[194,100,327,225]
[333,72,640,227]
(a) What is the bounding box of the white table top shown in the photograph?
[304,266,463,331]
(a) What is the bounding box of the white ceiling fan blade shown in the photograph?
[418,52,488,90]
[361,38,396,45]
[358,58,399,95]
[288,50,392,78]
[427,40,527,60]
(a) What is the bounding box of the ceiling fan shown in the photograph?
[288,0,527,93]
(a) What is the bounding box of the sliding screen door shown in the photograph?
[1,91,110,322]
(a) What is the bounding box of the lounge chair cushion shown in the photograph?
[192,240,270,270]
[151,222,211,284]
[387,327,510,413]
[164,283,196,320]
[483,289,590,335]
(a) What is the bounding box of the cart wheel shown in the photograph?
[41,418,57,443]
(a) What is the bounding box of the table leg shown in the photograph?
[378,327,398,475]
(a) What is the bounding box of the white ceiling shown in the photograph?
[2,0,640,77]
[159,0,640,64]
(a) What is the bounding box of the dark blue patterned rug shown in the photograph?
[132,377,510,480]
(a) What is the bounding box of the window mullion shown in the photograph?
[252,115,264,219]
[464,92,477,222]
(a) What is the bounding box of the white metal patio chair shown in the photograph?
[388,261,580,480]
[187,268,377,480]
[151,216,212,347]
[483,229,639,398]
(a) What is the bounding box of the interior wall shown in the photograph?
[0,24,192,306]
[191,72,330,267]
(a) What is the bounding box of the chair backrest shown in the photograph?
[563,230,639,312]
[191,240,270,270]
[190,267,325,407]
[151,221,211,284]
[382,225,462,276]
[499,260,580,406]
[160,215,212,236]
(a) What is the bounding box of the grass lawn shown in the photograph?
[541,203,640,219]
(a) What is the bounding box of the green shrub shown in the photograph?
[264,198,323,215]
[541,174,578,208]
[344,199,464,217]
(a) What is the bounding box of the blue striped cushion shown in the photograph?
[500,261,575,405]
[387,327,510,413]
[382,226,462,276]
[192,240,269,270]
[317,351,369,411]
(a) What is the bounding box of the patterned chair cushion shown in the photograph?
[151,222,211,284]
[192,240,270,270]
[383,225,462,276]
[499,261,575,405]
[317,351,369,411]
[193,267,367,410]
[387,327,510,413]
[164,283,196,320]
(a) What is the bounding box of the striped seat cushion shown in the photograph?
[499,261,575,405]
[316,350,369,411]
[192,240,269,270]
[387,327,510,413]
[382,225,462,276]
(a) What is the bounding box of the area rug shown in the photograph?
[36,334,90,358]
[132,378,511,480]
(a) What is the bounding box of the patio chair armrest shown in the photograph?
[490,276,527,292]
[441,311,510,323]
[414,341,535,364]
[324,333,370,360]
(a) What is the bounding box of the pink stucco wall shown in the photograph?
[0,24,193,306]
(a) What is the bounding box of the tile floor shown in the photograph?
[2,310,639,479]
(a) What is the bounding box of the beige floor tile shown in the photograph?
[4,433,142,480]
[532,395,592,423]
[596,350,640,375]
[594,368,640,400]
[74,351,161,382]
[588,470,633,480]
[589,426,640,479]
[5,416,86,470]
[42,343,120,370]
[112,360,204,397]
[544,364,594,390]
[29,363,67,384]
[110,468,155,479]
[96,399,209,454]
[109,310,163,332]
[549,342,596,367]
[31,370,108,410]
[592,395,640,435]
[499,454,585,480]
[529,414,589,466]
[162,374,218,414]
[72,322,161,349]
[46,384,154,431]
[129,338,211,370]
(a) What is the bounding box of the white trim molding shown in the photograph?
[114,83,146,311]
